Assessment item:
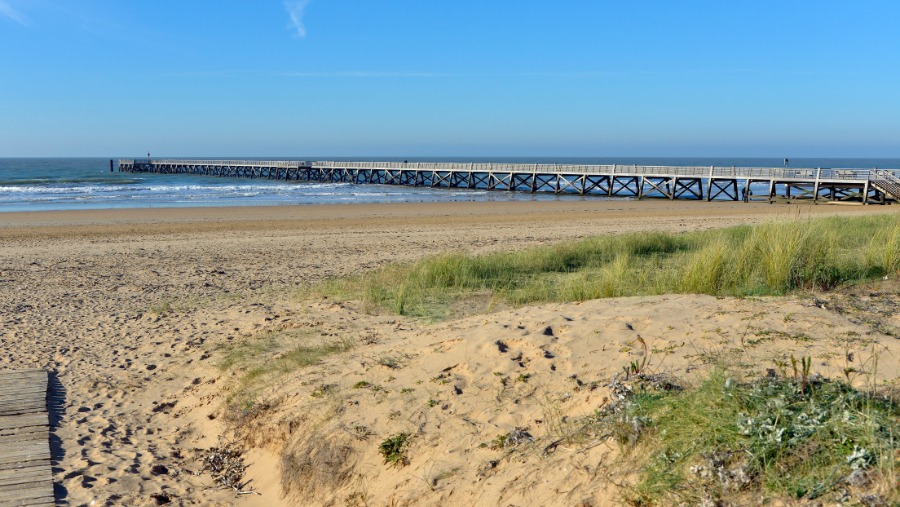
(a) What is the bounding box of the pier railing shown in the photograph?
[117,159,900,183]
[311,161,892,181]
[119,159,305,168]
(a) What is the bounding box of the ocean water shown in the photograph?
[1,157,898,212]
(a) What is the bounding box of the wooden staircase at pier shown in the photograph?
[869,170,900,202]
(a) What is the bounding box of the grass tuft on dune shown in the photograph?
[605,370,899,505]
[322,214,900,319]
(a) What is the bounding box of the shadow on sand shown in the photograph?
[47,370,68,505]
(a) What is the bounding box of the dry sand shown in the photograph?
[0,200,897,506]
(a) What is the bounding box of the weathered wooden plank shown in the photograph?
[0,429,46,441]
[0,371,45,379]
[14,501,55,507]
[0,431,47,446]
[0,388,46,400]
[0,399,45,408]
[0,397,46,408]
[16,498,56,507]
[0,449,47,463]
[0,381,46,389]
[0,424,47,437]
[0,405,46,417]
[12,498,55,507]
[0,464,51,482]
[0,393,45,403]
[0,428,47,439]
[0,380,47,389]
[0,390,47,405]
[0,369,45,377]
[0,396,46,406]
[0,382,47,393]
[0,446,51,465]
[0,439,49,454]
[0,370,53,506]
[0,391,45,400]
[0,468,52,488]
[0,396,46,404]
[0,420,47,433]
[0,469,54,487]
[1,483,55,504]
[0,431,48,442]
[0,413,47,432]
[0,459,51,472]
[0,388,46,398]
[0,394,46,405]
[0,460,51,474]
[0,375,45,382]
[0,480,52,493]
[0,380,47,390]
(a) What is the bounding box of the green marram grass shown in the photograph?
[217,329,353,419]
[611,371,899,504]
[321,214,900,319]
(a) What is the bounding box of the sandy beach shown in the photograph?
[1,200,897,506]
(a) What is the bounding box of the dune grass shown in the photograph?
[321,214,900,319]
[217,329,354,419]
[607,370,899,505]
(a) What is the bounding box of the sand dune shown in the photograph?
[0,200,896,505]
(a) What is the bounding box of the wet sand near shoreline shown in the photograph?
[0,200,896,505]
[0,199,886,232]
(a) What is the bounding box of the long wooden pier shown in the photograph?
[117,159,900,204]
[0,369,53,507]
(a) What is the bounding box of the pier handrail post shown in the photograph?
[814,167,821,203]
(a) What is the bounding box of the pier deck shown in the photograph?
[117,159,900,204]
[0,369,53,507]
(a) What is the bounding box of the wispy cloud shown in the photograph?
[281,71,457,78]
[0,0,27,25]
[284,0,311,38]
[162,70,658,80]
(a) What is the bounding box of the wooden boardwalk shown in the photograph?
[0,369,54,507]
[117,159,900,204]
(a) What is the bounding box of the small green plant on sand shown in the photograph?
[377,355,403,369]
[148,299,174,315]
[379,433,411,467]
[309,384,337,399]
[489,429,534,450]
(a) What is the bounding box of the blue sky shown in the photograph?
[1,1,898,157]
